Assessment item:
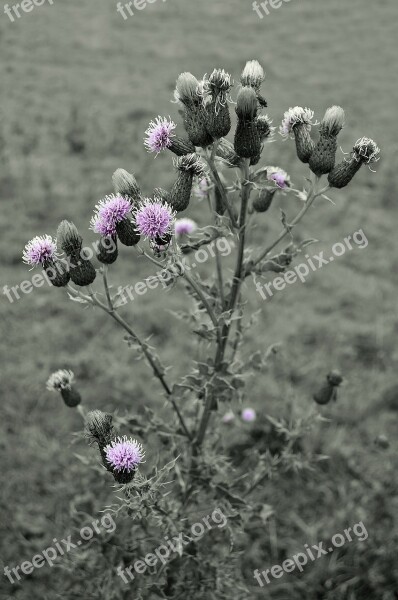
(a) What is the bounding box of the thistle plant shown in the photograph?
[25,60,380,599]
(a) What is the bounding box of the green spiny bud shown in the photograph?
[57,220,82,256]
[43,258,70,287]
[47,369,81,407]
[84,409,114,447]
[175,72,213,147]
[169,136,196,156]
[309,106,345,176]
[96,235,118,264]
[112,169,141,202]
[169,154,208,212]
[234,87,261,159]
[69,252,97,287]
[252,188,277,213]
[115,217,140,246]
[313,370,343,405]
[202,69,232,139]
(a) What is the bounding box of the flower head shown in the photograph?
[175,218,198,236]
[222,410,235,424]
[135,198,175,239]
[174,153,208,177]
[280,106,316,139]
[104,436,145,472]
[90,195,132,236]
[266,166,291,189]
[144,116,176,154]
[241,408,256,422]
[193,177,211,199]
[23,235,57,267]
[353,137,380,164]
[240,60,265,90]
[256,115,275,142]
[46,369,75,392]
[174,72,200,105]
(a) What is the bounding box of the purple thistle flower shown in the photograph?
[175,218,197,236]
[144,116,176,154]
[135,198,175,240]
[90,195,131,236]
[104,436,145,472]
[23,235,57,267]
[241,407,256,422]
[267,166,291,189]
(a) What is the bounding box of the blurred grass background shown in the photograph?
[0,0,397,598]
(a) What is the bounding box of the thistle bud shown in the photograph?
[313,370,343,405]
[46,369,81,407]
[43,258,71,287]
[84,409,114,447]
[174,72,213,147]
[280,107,315,163]
[112,169,141,202]
[57,221,96,287]
[202,69,232,139]
[328,137,380,188]
[252,188,277,213]
[234,87,261,159]
[169,153,208,212]
[309,106,345,176]
[115,217,141,246]
[96,235,118,264]
[240,60,265,92]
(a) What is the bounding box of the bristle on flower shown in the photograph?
[173,153,208,177]
[174,72,200,105]
[135,198,176,240]
[23,235,57,267]
[90,195,132,236]
[266,166,291,189]
[240,60,265,91]
[320,106,345,137]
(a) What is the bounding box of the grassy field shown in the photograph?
[1,0,397,597]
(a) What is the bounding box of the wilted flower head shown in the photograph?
[280,106,315,139]
[174,153,208,177]
[104,436,145,472]
[23,235,57,267]
[240,60,265,90]
[241,407,256,422]
[267,166,291,189]
[175,218,198,236]
[353,137,380,164]
[46,369,74,392]
[144,116,176,154]
[135,198,175,239]
[320,106,345,137]
[90,195,132,236]
[174,72,200,105]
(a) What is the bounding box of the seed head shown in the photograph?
[144,116,176,154]
[240,60,265,91]
[104,436,145,472]
[135,198,175,239]
[280,106,315,139]
[353,137,380,164]
[46,369,75,392]
[23,235,57,267]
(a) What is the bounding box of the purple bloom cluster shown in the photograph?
[135,198,175,239]
[104,436,145,472]
[144,117,176,154]
[266,166,290,189]
[175,218,197,236]
[22,235,57,267]
[90,194,132,237]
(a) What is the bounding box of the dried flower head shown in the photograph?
[266,166,291,189]
[353,137,380,164]
[23,235,57,267]
[175,218,198,236]
[104,436,145,472]
[240,60,265,91]
[241,407,256,422]
[320,106,345,137]
[144,116,177,154]
[280,106,316,139]
[174,153,208,177]
[90,195,132,236]
[135,198,175,239]
[46,369,75,392]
